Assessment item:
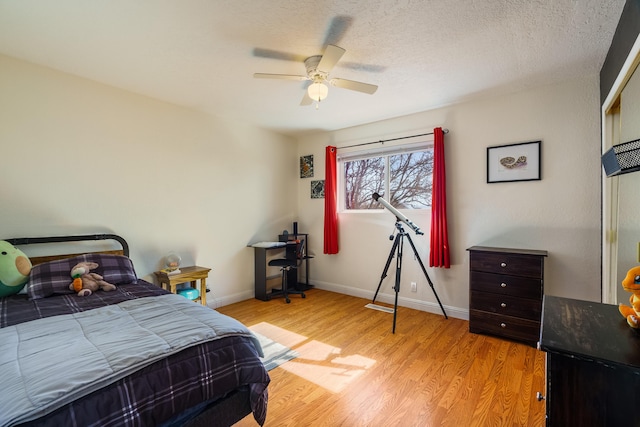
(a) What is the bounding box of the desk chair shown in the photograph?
[268,241,306,303]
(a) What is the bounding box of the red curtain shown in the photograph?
[324,146,339,254]
[429,127,450,268]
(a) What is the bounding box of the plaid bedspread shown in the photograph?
[0,281,269,427]
[0,280,169,328]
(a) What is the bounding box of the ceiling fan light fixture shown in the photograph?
[308,82,328,102]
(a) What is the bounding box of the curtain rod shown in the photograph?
[337,128,449,150]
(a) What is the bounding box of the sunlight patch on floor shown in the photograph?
[249,321,308,348]
[250,322,376,393]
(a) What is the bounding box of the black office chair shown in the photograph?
[268,241,306,303]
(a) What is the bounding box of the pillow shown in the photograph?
[0,241,32,298]
[27,253,137,300]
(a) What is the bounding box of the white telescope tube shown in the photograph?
[372,193,423,235]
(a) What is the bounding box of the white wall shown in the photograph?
[0,53,604,317]
[297,76,602,319]
[0,54,297,306]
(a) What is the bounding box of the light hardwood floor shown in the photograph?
[217,289,546,427]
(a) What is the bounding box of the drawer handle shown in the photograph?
[500,262,507,268]
[500,302,507,308]
[536,392,545,401]
[500,323,506,328]
[500,282,507,288]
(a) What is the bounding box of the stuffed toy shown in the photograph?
[0,240,32,297]
[619,266,640,328]
[69,261,116,297]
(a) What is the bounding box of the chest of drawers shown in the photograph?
[540,296,640,426]
[468,246,547,346]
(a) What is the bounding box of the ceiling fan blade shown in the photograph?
[253,73,308,81]
[300,92,313,106]
[330,78,378,94]
[317,45,345,74]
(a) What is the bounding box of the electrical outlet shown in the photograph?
[411,281,417,292]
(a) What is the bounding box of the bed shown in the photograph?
[0,234,269,427]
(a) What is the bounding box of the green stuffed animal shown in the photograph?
[0,240,32,297]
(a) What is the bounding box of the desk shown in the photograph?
[251,236,312,301]
[154,265,211,306]
[252,245,286,301]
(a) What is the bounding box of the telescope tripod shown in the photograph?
[372,220,448,333]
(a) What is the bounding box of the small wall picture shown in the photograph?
[487,140,541,183]
[311,180,325,198]
[300,155,314,178]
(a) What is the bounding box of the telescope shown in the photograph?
[369,192,447,333]
[372,193,423,235]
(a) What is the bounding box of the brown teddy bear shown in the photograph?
[619,266,640,328]
[69,261,117,297]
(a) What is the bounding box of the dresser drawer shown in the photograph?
[469,309,541,344]
[470,290,542,320]
[470,251,543,278]
[470,271,542,299]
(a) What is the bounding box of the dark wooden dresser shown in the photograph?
[468,246,547,346]
[539,295,640,426]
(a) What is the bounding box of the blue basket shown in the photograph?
[177,288,199,300]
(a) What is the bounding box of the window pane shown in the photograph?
[342,147,434,211]
[389,150,434,208]
[344,157,384,209]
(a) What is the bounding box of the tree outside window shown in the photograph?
[343,148,434,210]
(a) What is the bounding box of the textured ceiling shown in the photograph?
[0,0,626,136]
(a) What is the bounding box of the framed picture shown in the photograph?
[487,141,541,183]
[311,180,325,198]
[300,155,314,178]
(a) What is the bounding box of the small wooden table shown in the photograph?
[154,265,211,306]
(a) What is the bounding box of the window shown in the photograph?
[340,143,434,211]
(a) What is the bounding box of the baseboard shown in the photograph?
[312,280,469,321]
[206,289,254,309]
[213,282,469,321]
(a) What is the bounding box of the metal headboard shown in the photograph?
[5,234,129,257]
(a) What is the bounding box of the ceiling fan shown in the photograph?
[253,44,378,107]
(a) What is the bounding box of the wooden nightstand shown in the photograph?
[154,265,211,306]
